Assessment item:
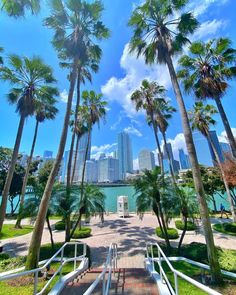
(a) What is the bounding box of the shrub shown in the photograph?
[213,222,236,236]
[155,227,179,240]
[72,227,92,239]
[175,220,196,231]
[55,220,66,230]
[0,253,10,261]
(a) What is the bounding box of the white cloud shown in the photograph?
[101,43,171,117]
[59,89,76,105]
[218,128,236,143]
[193,19,227,40]
[189,0,228,17]
[91,143,117,160]
[133,158,139,170]
[124,126,142,137]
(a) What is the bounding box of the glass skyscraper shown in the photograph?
[118,132,133,180]
[220,142,232,157]
[178,148,191,170]
[209,130,224,164]
[138,149,155,171]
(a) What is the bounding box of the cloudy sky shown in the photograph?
[0,0,236,169]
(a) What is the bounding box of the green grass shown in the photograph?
[0,262,74,295]
[156,227,179,240]
[72,227,91,239]
[0,224,33,240]
[175,220,196,231]
[213,222,236,236]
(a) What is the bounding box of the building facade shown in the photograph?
[118,132,133,180]
[138,149,155,171]
[98,157,119,182]
[178,148,191,170]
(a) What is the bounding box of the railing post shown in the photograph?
[74,243,78,271]
[33,271,38,295]
[174,272,178,295]
[151,245,155,273]
[158,247,163,283]
[102,270,106,295]
[60,247,64,280]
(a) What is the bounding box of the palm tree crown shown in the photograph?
[128,0,198,63]
[1,0,40,17]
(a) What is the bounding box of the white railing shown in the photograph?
[0,241,87,295]
[84,243,118,295]
[146,242,221,295]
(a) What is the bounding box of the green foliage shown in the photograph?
[175,220,196,231]
[213,223,236,236]
[0,253,10,260]
[0,256,26,272]
[1,0,40,17]
[72,227,91,239]
[38,160,54,185]
[0,224,33,240]
[54,220,66,231]
[156,227,179,240]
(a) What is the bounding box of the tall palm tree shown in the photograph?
[189,102,236,222]
[134,167,172,250]
[25,0,109,270]
[178,38,236,159]
[130,80,165,173]
[1,0,40,17]
[128,0,222,282]
[0,47,3,65]
[70,90,107,238]
[0,55,57,232]
[15,98,58,229]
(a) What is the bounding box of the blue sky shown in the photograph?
[0,0,236,169]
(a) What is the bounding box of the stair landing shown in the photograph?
[60,268,158,294]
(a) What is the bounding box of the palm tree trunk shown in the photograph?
[165,53,222,283]
[25,63,78,270]
[178,214,188,254]
[207,133,236,222]
[71,134,80,182]
[0,115,25,232]
[46,214,54,250]
[158,202,171,251]
[152,123,164,174]
[214,96,236,159]
[15,119,39,229]
[162,131,176,183]
[65,214,71,242]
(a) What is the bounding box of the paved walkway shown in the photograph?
[1,214,236,268]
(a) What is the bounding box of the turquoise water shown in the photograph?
[4,185,230,214]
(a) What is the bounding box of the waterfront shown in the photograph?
[4,185,230,214]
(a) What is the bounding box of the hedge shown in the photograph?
[156,227,179,240]
[213,222,236,236]
[54,220,74,231]
[72,227,92,239]
[175,220,196,231]
[0,253,10,261]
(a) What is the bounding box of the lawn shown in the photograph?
[0,224,33,240]
[213,222,236,236]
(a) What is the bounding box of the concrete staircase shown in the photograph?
[60,267,158,294]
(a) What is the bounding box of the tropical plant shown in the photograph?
[130,80,165,173]
[1,0,40,17]
[0,47,3,65]
[128,0,221,281]
[134,167,172,251]
[178,38,236,158]
[26,0,109,269]
[15,99,58,228]
[0,55,57,232]
[70,90,107,238]
[189,102,236,222]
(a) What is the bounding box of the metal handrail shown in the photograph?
[84,243,118,295]
[0,241,87,295]
[146,242,221,295]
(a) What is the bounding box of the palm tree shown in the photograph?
[134,167,171,251]
[26,0,109,270]
[15,98,58,229]
[130,80,165,173]
[70,90,107,238]
[0,55,57,232]
[128,0,222,282]
[189,102,236,222]
[178,38,236,159]
[1,0,40,17]
[0,47,3,65]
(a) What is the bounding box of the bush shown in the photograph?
[155,227,179,240]
[55,220,66,230]
[213,222,236,236]
[72,227,92,239]
[0,253,10,261]
[175,220,196,231]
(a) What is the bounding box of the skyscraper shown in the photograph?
[178,148,191,170]
[192,131,214,166]
[163,143,174,163]
[43,150,53,159]
[118,132,133,180]
[138,149,155,171]
[209,130,224,164]
[220,142,232,158]
[98,157,119,182]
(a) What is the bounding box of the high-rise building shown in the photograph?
[20,153,28,167]
[220,142,232,158]
[84,160,98,183]
[62,150,76,183]
[178,148,191,170]
[98,157,119,182]
[118,132,133,180]
[138,149,155,171]
[173,159,180,173]
[43,150,53,159]
[163,143,174,163]
[209,131,224,164]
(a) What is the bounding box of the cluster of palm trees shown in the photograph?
[128,0,236,283]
